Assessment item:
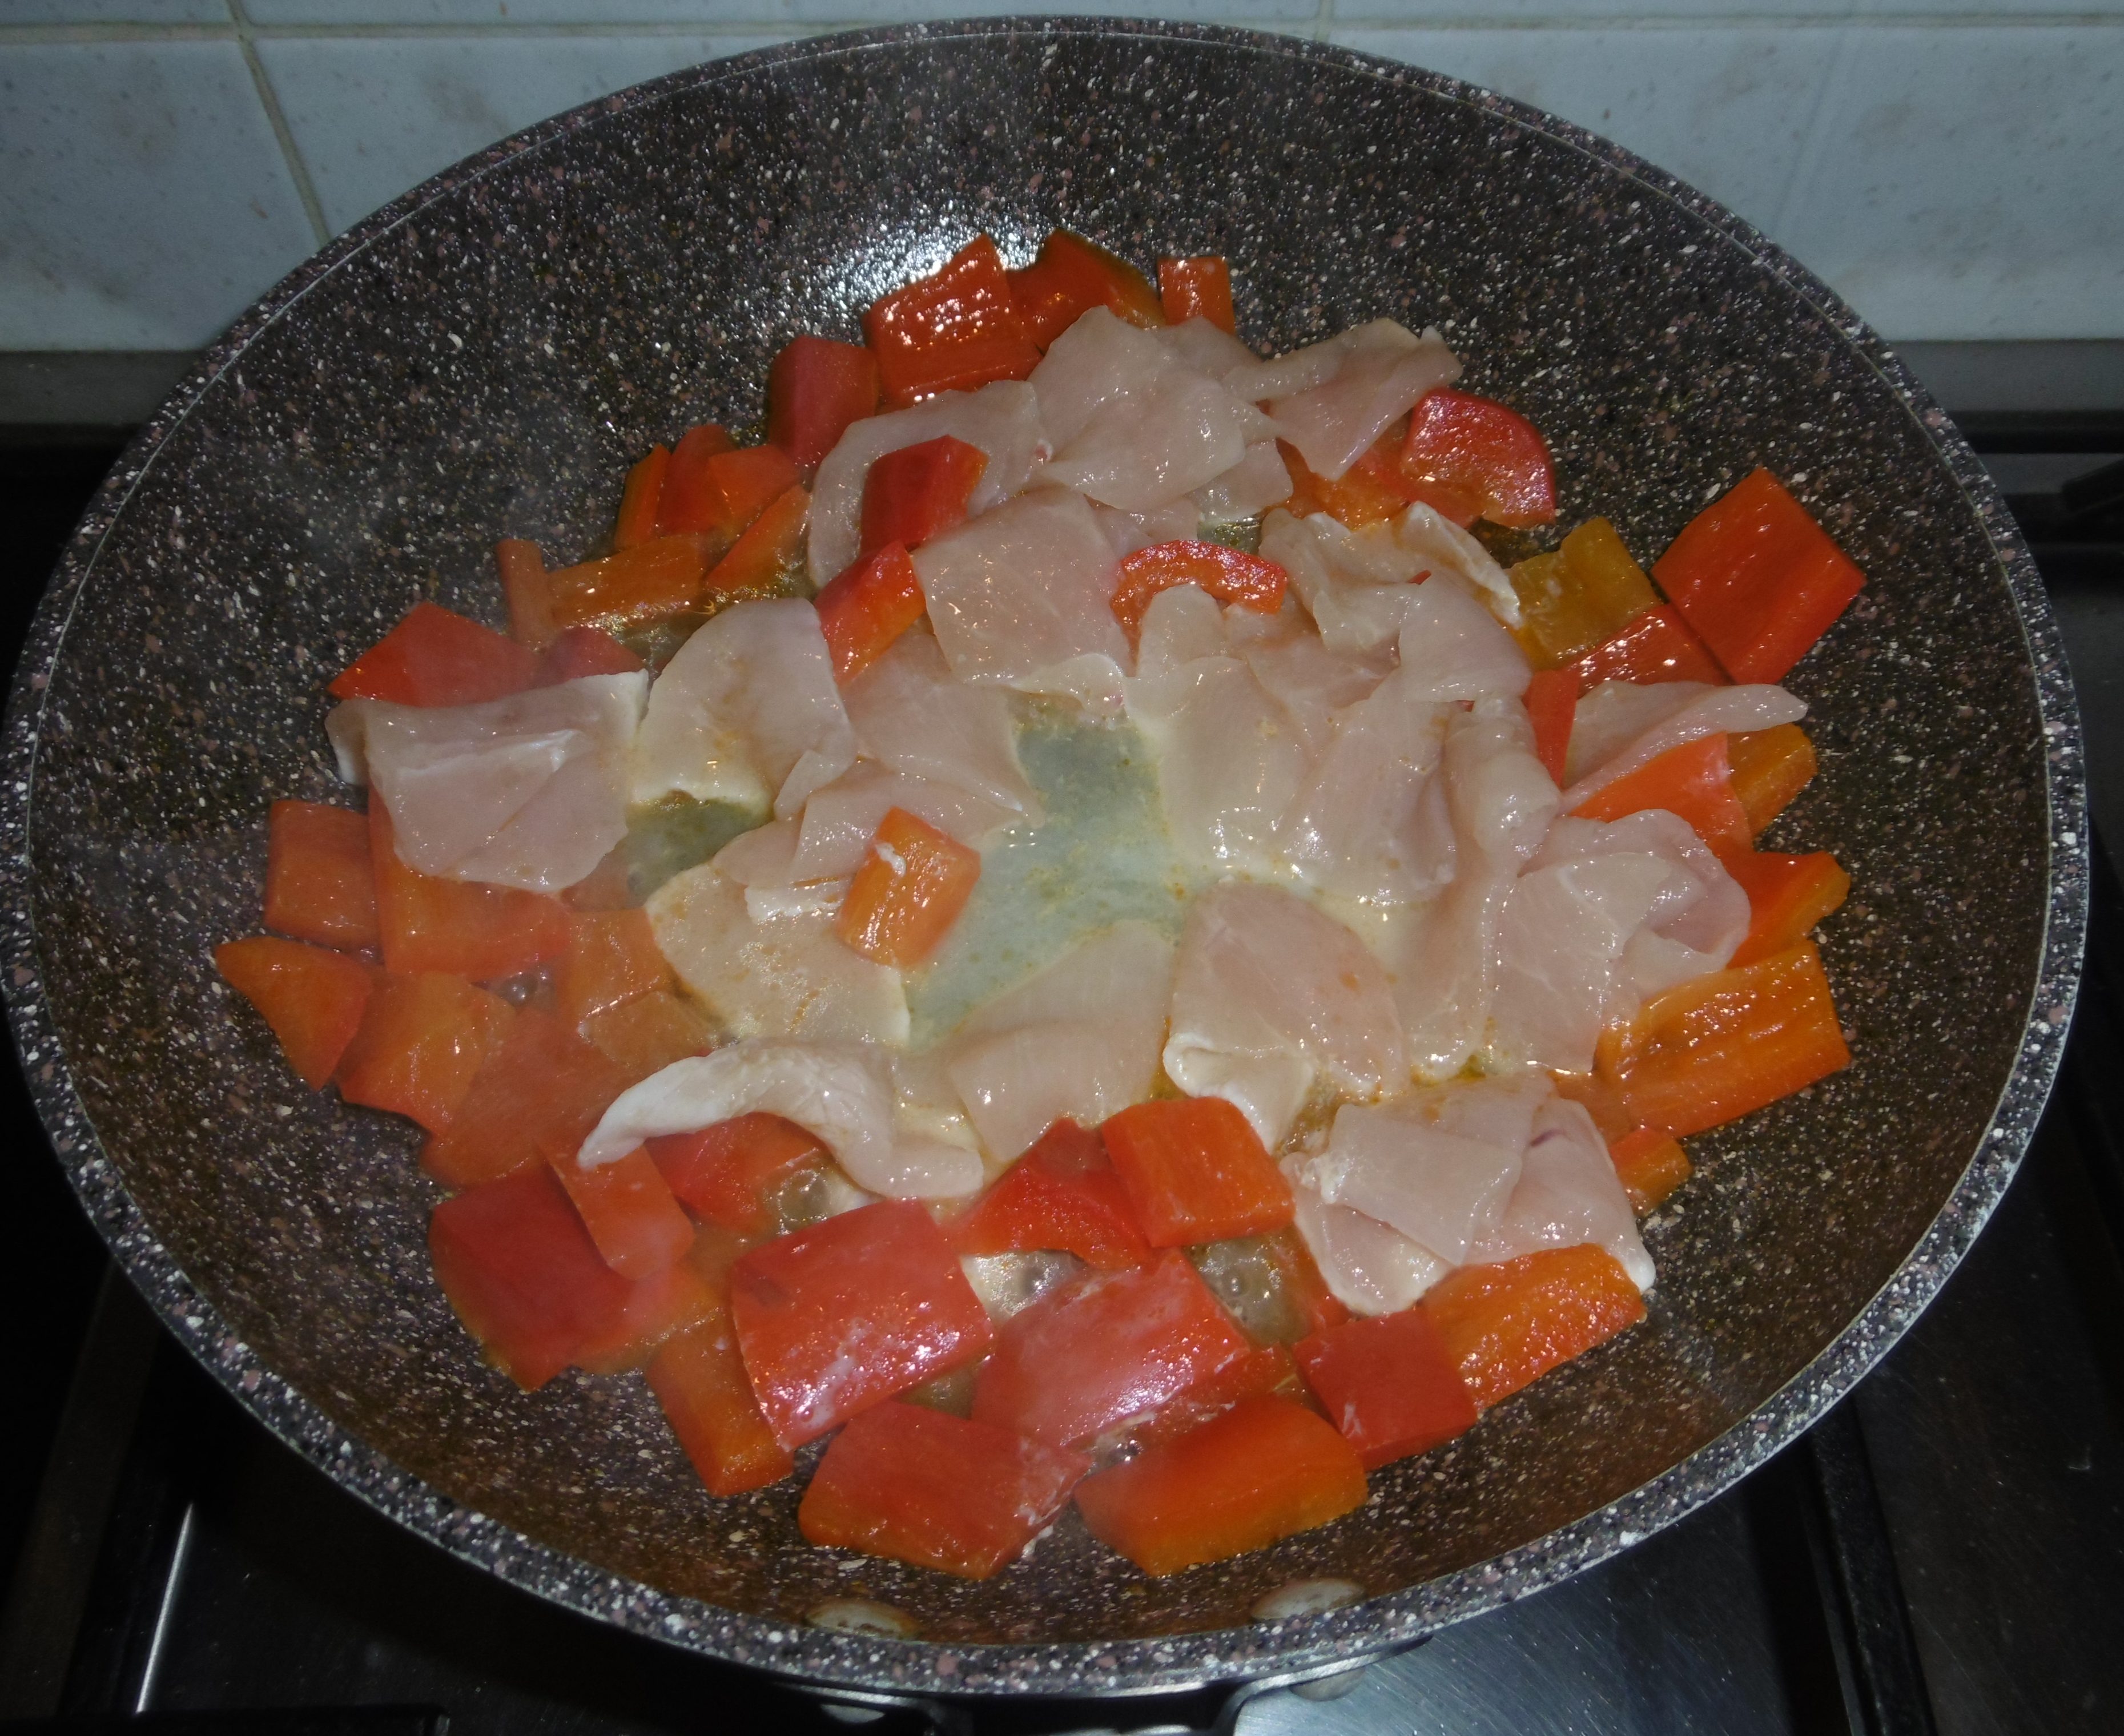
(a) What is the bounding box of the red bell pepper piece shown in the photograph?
[864,236,1042,407]
[1653,468,1865,683]
[215,935,375,1090]
[496,538,556,650]
[1007,229,1165,349]
[554,908,669,1028]
[263,800,379,951]
[1422,1244,1646,1409]
[1264,1226,1352,1337]
[1293,1308,1479,1469]
[536,625,642,685]
[1108,541,1288,648]
[858,435,988,559]
[1398,388,1556,529]
[577,1250,720,1375]
[329,601,539,708]
[1591,939,1851,1138]
[1605,1127,1693,1213]
[730,1200,993,1447]
[420,1006,629,1190]
[662,442,800,544]
[1281,434,1417,529]
[1723,849,1852,968]
[1562,604,1727,688]
[369,801,572,981]
[1101,1097,1294,1247]
[814,542,927,682]
[429,1165,633,1389]
[834,806,983,969]
[545,534,713,633]
[799,1401,1092,1580]
[768,336,880,473]
[1128,1342,1303,1449]
[1157,255,1236,334]
[952,1117,1152,1270]
[581,989,714,1086]
[1571,732,1752,857]
[649,1304,795,1495]
[1728,723,1817,836]
[648,1113,827,1236]
[703,484,808,597]
[613,445,670,550]
[655,423,735,534]
[548,1143,695,1280]
[334,970,512,1132]
[971,1250,1252,1449]
[1522,668,1578,785]
[1074,1395,1367,1577]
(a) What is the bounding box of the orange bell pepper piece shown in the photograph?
[1293,1307,1479,1468]
[577,1251,721,1375]
[1728,723,1817,836]
[368,801,572,981]
[1723,849,1852,967]
[835,806,981,969]
[768,335,880,473]
[951,1117,1152,1270]
[1007,228,1165,348]
[496,538,556,650]
[329,601,540,707]
[799,1401,1092,1580]
[1281,434,1418,529]
[1563,604,1727,688]
[420,1006,629,1189]
[545,534,713,633]
[333,969,512,1132]
[1398,388,1556,529]
[548,1143,695,1280]
[1571,732,1752,857]
[1108,540,1288,648]
[859,434,987,558]
[580,989,714,1085]
[662,441,799,543]
[554,908,670,1027]
[613,444,670,549]
[814,541,927,682]
[1157,255,1236,333]
[263,799,378,951]
[649,1301,795,1495]
[1605,1127,1693,1213]
[1100,1097,1294,1247]
[1073,1395,1368,1577]
[1423,1245,1646,1409]
[865,236,1043,407]
[703,483,808,596]
[1127,1342,1304,1450]
[535,625,642,685]
[1522,668,1578,785]
[647,1113,828,1237]
[215,935,375,1090]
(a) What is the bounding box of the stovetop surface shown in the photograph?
[1,422,2121,1735]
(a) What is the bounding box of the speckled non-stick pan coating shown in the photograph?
[0,17,2083,1705]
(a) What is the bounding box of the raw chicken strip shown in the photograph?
[631,598,854,817]
[1262,509,1429,655]
[1135,584,1229,675]
[1536,812,1749,999]
[327,672,645,895]
[1267,321,1462,481]
[1164,883,1407,1147]
[1395,574,1531,703]
[1094,498,1201,561]
[807,380,1049,584]
[1304,1073,1550,1267]
[710,817,850,923]
[840,630,1040,818]
[1129,649,1308,880]
[910,486,1131,707]
[1226,600,1395,755]
[1153,316,1261,380]
[646,861,909,1048]
[1194,440,1295,523]
[1471,1095,1656,1292]
[1393,867,1514,1081]
[1442,696,1560,873]
[1562,682,1808,806]
[1286,1164,1449,1316]
[1392,502,1521,627]
[944,923,1176,1162]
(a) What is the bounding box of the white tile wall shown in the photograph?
[0,4,2118,351]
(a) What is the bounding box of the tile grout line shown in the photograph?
[1767,20,1858,242]
[227,0,333,247]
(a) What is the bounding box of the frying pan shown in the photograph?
[1,16,2085,1720]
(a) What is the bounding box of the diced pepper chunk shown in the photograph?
[859,436,987,559]
[799,1401,1091,1580]
[1422,1244,1646,1409]
[1265,1227,1352,1338]
[1108,541,1289,647]
[649,1113,827,1236]
[1723,849,1852,968]
[1523,668,1578,785]
[1399,389,1556,529]
[1509,518,1659,668]
[549,1144,696,1280]
[815,542,927,682]
[1157,255,1236,333]
[1007,229,1165,349]
[1293,1308,1479,1469]
[703,484,808,597]
[555,908,670,1027]
[1654,468,1865,684]
[369,801,573,981]
[1073,1396,1367,1577]
[865,236,1042,407]
[952,1117,1151,1270]
[1562,603,1727,688]
[496,538,555,650]
[1591,939,1851,1138]
[576,1253,720,1375]
[333,970,512,1133]
[329,601,539,707]
[662,442,800,543]
[1101,1097,1294,1247]
[1129,1342,1303,1449]
[971,1251,1252,1449]
[655,424,737,537]
[430,1165,632,1389]
[536,625,643,684]
[264,799,379,950]
[1281,434,1416,529]
[731,1201,993,1448]
[1571,732,1752,857]
[581,989,714,1085]
[649,1307,794,1496]
[545,534,713,633]
[835,806,981,969]
[562,849,634,913]
[214,935,374,1090]
[769,336,882,474]
[614,445,670,549]
[1729,723,1818,836]
[420,1008,629,1189]
[1606,1127,1693,1214]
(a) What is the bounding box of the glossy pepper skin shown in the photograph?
[214,935,374,1090]
[1008,228,1165,348]
[1571,732,1753,857]
[1422,1245,1646,1409]
[647,1113,826,1236]
[1100,1097,1294,1247]
[264,800,378,950]
[334,970,512,1133]
[1293,1307,1479,1468]
[1563,605,1726,688]
[864,236,1041,407]
[1399,388,1556,528]
[767,335,880,473]
[650,1304,795,1496]
[1508,517,1659,668]
[1605,1127,1693,1213]
[330,601,539,708]
[835,806,982,968]
[1107,541,1288,647]
[420,1007,628,1190]
[814,542,926,682]
[1157,255,1236,333]
[951,1116,1152,1270]
[858,434,988,559]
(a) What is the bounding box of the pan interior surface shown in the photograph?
[4,19,2073,1675]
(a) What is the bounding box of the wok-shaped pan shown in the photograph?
[1,16,2085,1712]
